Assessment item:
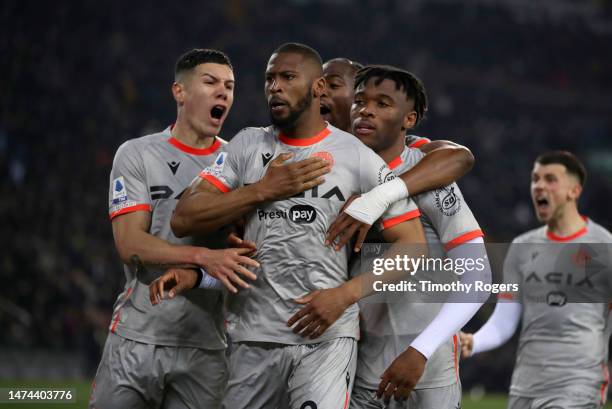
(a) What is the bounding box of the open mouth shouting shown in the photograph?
[210,104,227,126]
[534,195,550,212]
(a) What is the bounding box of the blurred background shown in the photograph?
[1,0,611,404]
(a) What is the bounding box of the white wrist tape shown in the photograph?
[344,178,409,225]
[198,268,224,290]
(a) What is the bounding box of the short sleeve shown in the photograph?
[109,141,152,219]
[198,129,249,192]
[357,146,421,230]
[405,134,431,149]
[414,183,483,251]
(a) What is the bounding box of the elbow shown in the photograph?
[459,147,475,173]
[114,238,137,265]
[171,213,189,238]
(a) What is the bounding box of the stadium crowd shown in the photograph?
[1,0,611,390]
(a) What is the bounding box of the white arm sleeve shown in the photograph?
[472,302,522,355]
[410,237,491,359]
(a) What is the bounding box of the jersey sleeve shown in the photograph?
[402,147,483,249]
[414,184,483,250]
[405,134,431,149]
[357,146,420,230]
[108,140,152,219]
[198,129,249,192]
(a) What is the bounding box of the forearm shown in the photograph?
[114,227,200,267]
[172,183,265,237]
[410,237,491,358]
[399,147,474,196]
[472,302,522,355]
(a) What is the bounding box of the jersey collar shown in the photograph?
[278,127,331,146]
[386,146,408,170]
[546,216,589,242]
[167,124,222,156]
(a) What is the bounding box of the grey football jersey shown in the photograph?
[405,134,431,149]
[355,146,484,390]
[200,124,420,345]
[501,220,612,397]
[108,127,228,350]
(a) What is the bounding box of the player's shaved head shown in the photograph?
[323,58,363,77]
[273,42,323,77]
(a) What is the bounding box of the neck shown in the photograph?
[377,132,407,165]
[547,203,585,236]
[280,107,327,138]
[172,115,216,149]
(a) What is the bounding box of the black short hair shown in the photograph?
[273,42,323,67]
[175,49,232,79]
[354,65,428,126]
[536,150,587,186]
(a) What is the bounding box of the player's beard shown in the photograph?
[270,90,312,129]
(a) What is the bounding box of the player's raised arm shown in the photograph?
[401,138,474,194]
[171,152,330,237]
[326,139,474,252]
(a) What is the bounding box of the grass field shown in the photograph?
[0,381,609,408]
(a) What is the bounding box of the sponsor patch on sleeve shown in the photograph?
[202,152,227,177]
[112,176,128,204]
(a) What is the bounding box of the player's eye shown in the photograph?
[354,98,364,105]
[329,83,340,90]
[283,73,296,80]
[377,101,390,108]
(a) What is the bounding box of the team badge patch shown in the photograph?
[377,164,396,184]
[112,176,128,204]
[434,186,461,216]
[311,151,334,169]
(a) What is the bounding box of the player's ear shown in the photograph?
[568,181,582,201]
[402,111,417,131]
[313,77,326,98]
[172,81,186,106]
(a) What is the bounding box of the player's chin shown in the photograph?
[202,119,223,137]
[534,210,550,223]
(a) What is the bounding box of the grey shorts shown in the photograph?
[350,382,461,409]
[89,332,228,409]
[221,337,357,409]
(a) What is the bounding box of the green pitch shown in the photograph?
[0,380,609,408]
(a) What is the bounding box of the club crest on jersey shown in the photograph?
[377,165,396,184]
[434,186,461,216]
[112,176,128,204]
[310,151,334,169]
